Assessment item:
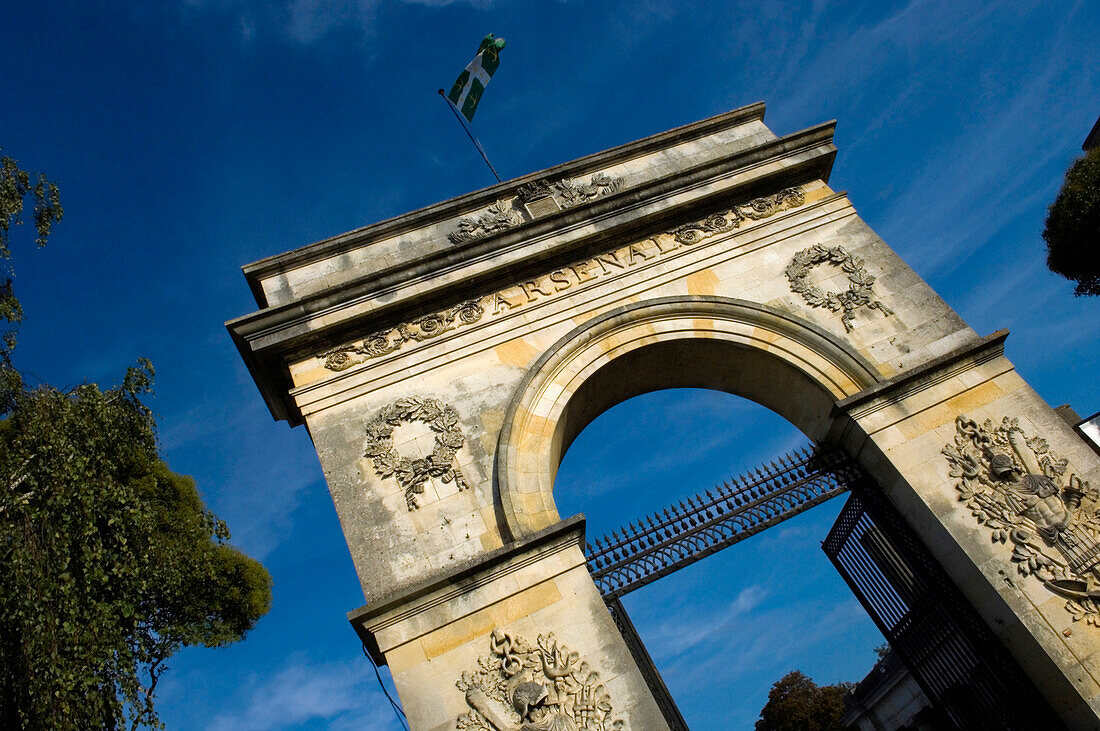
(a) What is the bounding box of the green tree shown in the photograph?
[0,153,62,357]
[0,155,271,729]
[755,670,852,731]
[1044,146,1100,296]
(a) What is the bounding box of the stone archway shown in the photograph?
[230,104,1100,728]
[494,295,880,539]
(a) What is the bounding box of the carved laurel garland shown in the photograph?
[323,299,484,372]
[943,415,1100,624]
[457,629,623,731]
[784,244,892,331]
[363,396,468,510]
[665,186,805,245]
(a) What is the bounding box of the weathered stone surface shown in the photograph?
[229,102,1100,728]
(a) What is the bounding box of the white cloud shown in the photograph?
[285,0,376,44]
[641,584,770,659]
[649,596,867,694]
[158,386,324,560]
[207,658,401,730]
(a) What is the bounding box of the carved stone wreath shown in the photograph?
[457,629,623,731]
[784,244,893,331]
[363,396,469,510]
[322,299,485,372]
[943,415,1100,624]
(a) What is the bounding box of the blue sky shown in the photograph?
[3,1,1098,728]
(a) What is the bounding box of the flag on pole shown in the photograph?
[446,34,506,123]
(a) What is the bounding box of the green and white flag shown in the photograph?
[446,34,506,123]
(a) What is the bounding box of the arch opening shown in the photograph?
[554,388,885,729]
[494,296,879,540]
[550,337,839,489]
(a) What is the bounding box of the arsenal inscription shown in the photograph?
[320,186,807,372]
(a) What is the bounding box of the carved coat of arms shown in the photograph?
[456,629,623,731]
[943,415,1099,622]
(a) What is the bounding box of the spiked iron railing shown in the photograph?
[585,445,862,599]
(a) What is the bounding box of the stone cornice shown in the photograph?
[228,120,837,423]
[240,102,768,303]
[348,515,586,664]
[288,193,858,421]
[833,329,1009,420]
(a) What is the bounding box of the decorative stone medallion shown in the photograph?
[457,629,623,731]
[943,415,1100,623]
[363,396,469,510]
[784,244,893,331]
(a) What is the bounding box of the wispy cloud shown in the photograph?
[159,386,324,560]
[643,584,770,657]
[645,595,868,727]
[207,657,401,730]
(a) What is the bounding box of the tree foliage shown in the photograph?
[0,156,271,729]
[1044,146,1100,296]
[755,670,852,731]
[0,153,62,355]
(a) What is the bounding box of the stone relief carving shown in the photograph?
[450,174,625,244]
[516,180,554,204]
[740,186,806,219]
[363,396,469,510]
[322,299,484,371]
[784,244,893,331]
[450,200,525,244]
[457,629,623,731]
[943,415,1100,623]
[667,211,738,245]
[550,173,623,209]
[666,186,805,245]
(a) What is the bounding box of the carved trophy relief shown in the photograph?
[363,396,470,510]
[550,173,623,210]
[450,200,525,244]
[784,244,893,331]
[449,174,626,245]
[457,629,624,731]
[943,415,1100,623]
[515,179,554,204]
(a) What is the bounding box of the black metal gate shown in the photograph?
[823,485,1064,730]
[605,597,689,731]
[585,444,1068,729]
[585,445,860,729]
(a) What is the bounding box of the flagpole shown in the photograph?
[438,89,502,184]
